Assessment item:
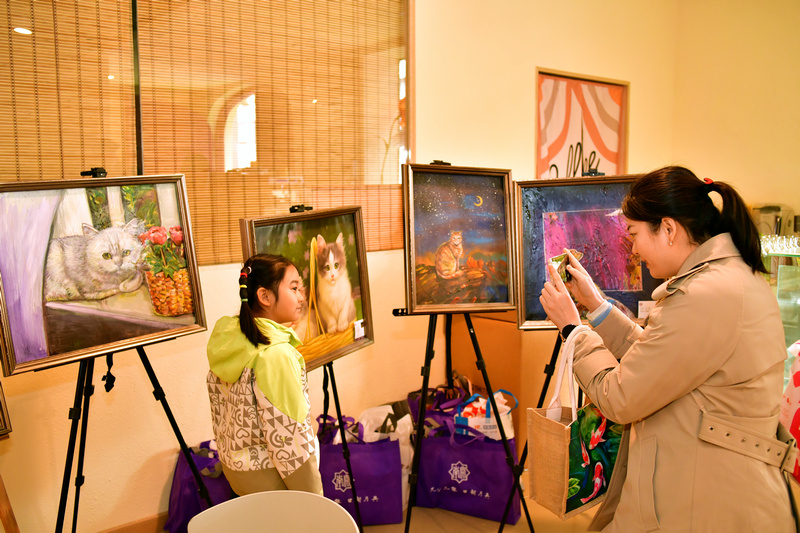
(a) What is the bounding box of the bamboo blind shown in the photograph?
[0,0,408,265]
[0,0,137,180]
[137,0,408,263]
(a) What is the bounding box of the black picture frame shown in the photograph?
[515,174,658,329]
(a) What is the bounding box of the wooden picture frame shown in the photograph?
[536,69,629,179]
[240,206,374,370]
[0,175,206,375]
[402,164,516,315]
[515,175,658,329]
[0,381,10,439]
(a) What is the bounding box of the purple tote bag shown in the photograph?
[163,440,235,533]
[416,424,521,524]
[318,419,403,525]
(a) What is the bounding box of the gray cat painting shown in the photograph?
[44,218,146,301]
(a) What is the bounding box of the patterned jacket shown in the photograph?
[206,316,320,490]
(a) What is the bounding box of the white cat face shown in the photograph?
[321,249,341,284]
[316,233,347,286]
[87,228,143,275]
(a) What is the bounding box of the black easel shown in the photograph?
[496,335,561,527]
[396,311,535,533]
[286,204,363,532]
[320,363,364,533]
[497,333,582,527]
[55,347,211,533]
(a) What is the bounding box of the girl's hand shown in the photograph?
[540,264,581,331]
[563,249,605,313]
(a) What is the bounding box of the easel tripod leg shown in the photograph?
[502,332,564,530]
[70,356,95,533]
[462,314,534,533]
[326,363,364,533]
[56,359,90,533]
[136,347,212,508]
[404,313,438,533]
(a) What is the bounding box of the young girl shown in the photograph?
[206,254,322,495]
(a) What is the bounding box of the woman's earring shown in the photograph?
[669,241,673,246]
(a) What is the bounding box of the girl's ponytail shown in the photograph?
[239,264,270,347]
[238,254,296,347]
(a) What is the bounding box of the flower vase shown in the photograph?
[145,268,194,317]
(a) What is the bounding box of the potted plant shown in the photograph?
[139,225,194,316]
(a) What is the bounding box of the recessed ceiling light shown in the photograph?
[14,28,32,35]
[108,75,115,80]
[312,99,318,104]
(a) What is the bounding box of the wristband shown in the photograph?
[560,324,578,341]
[587,300,613,327]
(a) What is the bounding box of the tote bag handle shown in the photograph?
[545,325,590,422]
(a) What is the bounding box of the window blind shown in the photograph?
[1,0,408,265]
[137,0,408,263]
[0,0,137,181]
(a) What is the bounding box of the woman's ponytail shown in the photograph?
[713,181,766,274]
[624,166,766,274]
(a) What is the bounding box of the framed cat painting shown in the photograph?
[0,175,207,376]
[402,164,516,315]
[515,174,659,329]
[240,206,374,371]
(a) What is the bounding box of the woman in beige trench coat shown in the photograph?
[540,166,795,532]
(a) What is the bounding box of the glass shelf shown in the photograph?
[766,252,800,258]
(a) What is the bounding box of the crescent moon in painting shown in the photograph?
[474,195,483,207]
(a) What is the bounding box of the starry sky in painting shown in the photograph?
[412,171,507,258]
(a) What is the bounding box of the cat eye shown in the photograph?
[102,252,112,259]
[334,262,339,269]
[123,250,131,256]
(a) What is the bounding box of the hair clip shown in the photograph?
[703,178,714,185]
[241,298,248,303]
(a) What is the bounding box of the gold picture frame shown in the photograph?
[240,206,374,370]
[0,175,206,375]
[402,163,516,315]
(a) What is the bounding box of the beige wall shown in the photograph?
[672,0,800,209]
[1,1,798,531]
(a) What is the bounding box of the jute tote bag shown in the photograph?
[528,326,623,520]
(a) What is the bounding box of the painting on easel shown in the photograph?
[402,164,516,315]
[0,175,207,376]
[514,175,659,329]
[240,206,374,370]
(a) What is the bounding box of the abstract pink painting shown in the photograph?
[542,208,641,292]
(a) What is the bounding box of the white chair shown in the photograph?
[187,490,359,533]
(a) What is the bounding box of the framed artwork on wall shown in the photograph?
[0,175,206,375]
[536,69,629,180]
[402,163,515,315]
[240,206,374,370]
[515,175,658,329]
